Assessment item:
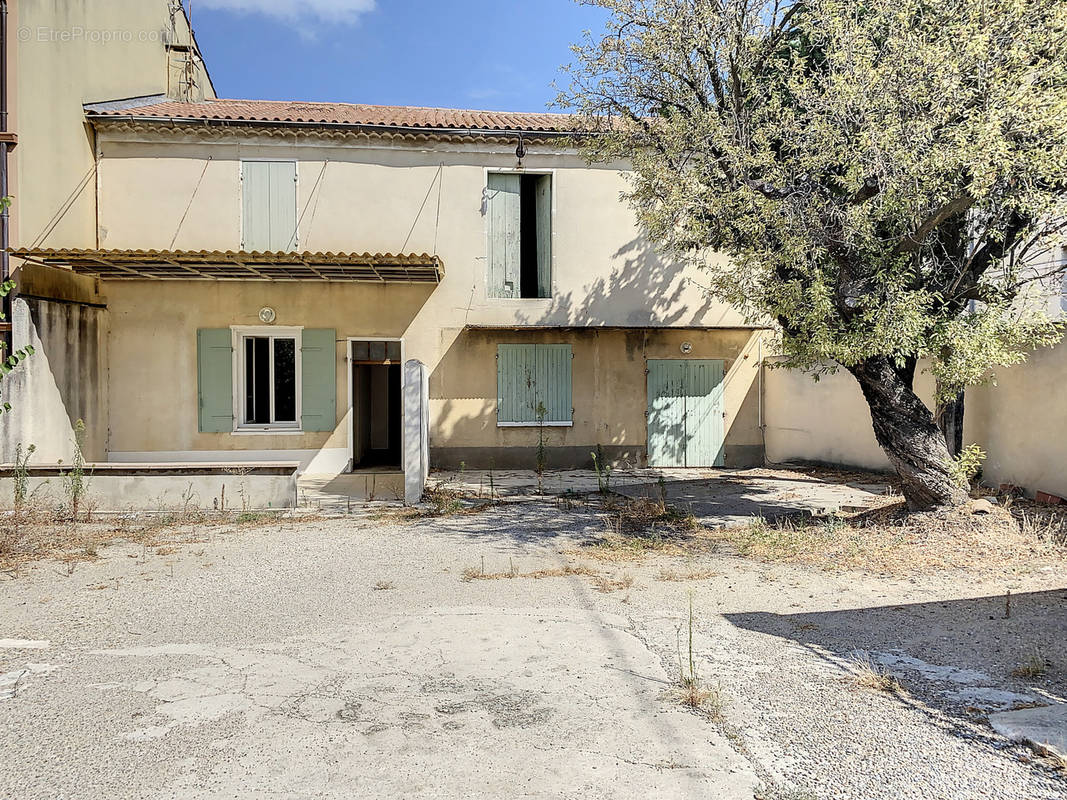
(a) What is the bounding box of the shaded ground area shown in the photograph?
[430,465,894,528]
[1,486,1066,799]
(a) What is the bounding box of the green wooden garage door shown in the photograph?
[647,359,725,468]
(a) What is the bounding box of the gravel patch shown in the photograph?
[0,501,1064,799]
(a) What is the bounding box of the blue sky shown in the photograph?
[189,0,608,111]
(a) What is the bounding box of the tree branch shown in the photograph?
[893,194,975,255]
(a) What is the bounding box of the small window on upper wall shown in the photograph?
[486,173,552,299]
[242,161,298,252]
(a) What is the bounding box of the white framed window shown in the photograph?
[232,326,303,431]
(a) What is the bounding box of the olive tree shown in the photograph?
[560,0,1067,509]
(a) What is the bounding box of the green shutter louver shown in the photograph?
[487,173,521,298]
[497,343,572,424]
[497,344,536,423]
[242,161,297,252]
[301,329,337,432]
[197,329,234,433]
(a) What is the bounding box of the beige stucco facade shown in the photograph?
[87,126,761,473]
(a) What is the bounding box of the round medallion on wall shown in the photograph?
[680,341,694,355]
[259,307,277,325]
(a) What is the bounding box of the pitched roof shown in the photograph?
[87,98,577,134]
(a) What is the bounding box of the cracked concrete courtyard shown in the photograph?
[2,491,1066,799]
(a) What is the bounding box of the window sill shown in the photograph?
[497,421,573,428]
[231,428,305,436]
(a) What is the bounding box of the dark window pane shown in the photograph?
[386,341,402,362]
[368,341,387,362]
[274,338,296,422]
[246,337,271,424]
[244,338,255,423]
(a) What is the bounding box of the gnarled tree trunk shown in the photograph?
[935,387,965,458]
[848,356,969,511]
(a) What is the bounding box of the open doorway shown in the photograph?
[349,339,403,471]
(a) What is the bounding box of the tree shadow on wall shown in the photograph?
[515,235,726,328]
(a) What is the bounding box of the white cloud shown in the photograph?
[194,0,376,26]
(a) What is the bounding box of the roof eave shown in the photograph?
[85,114,596,141]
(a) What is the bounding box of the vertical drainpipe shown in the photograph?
[758,334,766,464]
[0,0,12,360]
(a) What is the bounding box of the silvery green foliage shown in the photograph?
[561,0,1067,399]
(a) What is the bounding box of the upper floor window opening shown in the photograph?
[486,172,552,299]
[242,160,298,252]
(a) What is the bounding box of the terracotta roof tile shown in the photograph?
[88,98,576,133]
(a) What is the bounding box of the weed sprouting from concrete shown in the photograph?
[535,402,548,495]
[425,481,464,516]
[13,442,36,510]
[63,420,91,520]
[592,445,614,494]
[671,594,722,715]
[1012,647,1049,679]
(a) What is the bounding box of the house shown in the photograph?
[2,2,766,506]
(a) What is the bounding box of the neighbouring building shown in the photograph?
[2,0,213,464]
[1,2,767,505]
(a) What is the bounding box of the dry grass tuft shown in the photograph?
[461,562,599,583]
[1014,504,1067,549]
[847,654,908,697]
[0,504,319,574]
[372,580,396,591]
[581,497,704,562]
[656,567,719,582]
[1012,648,1050,679]
[672,675,723,716]
[707,499,1067,575]
[593,571,635,593]
[1042,750,1067,775]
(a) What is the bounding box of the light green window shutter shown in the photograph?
[487,173,521,298]
[242,161,297,252]
[497,344,535,423]
[242,162,270,252]
[497,344,572,424]
[534,344,571,422]
[535,176,552,298]
[197,329,233,433]
[301,329,336,432]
